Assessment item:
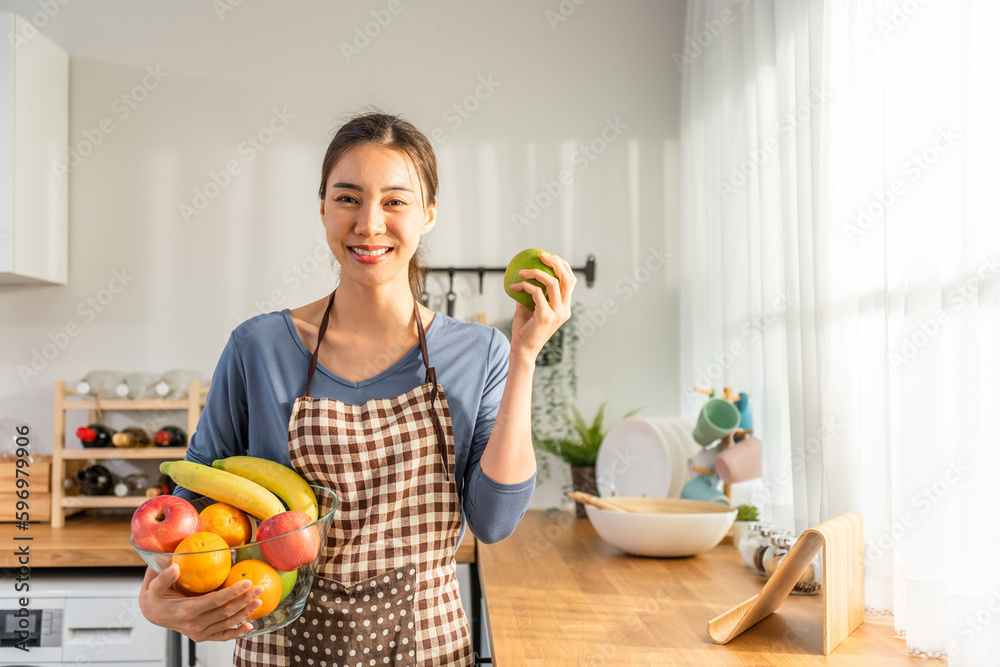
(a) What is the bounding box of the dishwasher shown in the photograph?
[0,567,167,667]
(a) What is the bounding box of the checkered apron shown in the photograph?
[234,293,472,667]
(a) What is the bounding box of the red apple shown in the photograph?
[131,495,202,553]
[257,511,320,571]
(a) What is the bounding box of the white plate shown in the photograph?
[596,417,701,499]
[648,417,702,495]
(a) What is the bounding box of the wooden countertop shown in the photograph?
[477,510,936,666]
[0,514,477,567]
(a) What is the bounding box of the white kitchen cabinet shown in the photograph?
[0,12,68,285]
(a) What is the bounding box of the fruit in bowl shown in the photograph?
[131,457,338,637]
[199,502,253,547]
[131,495,202,553]
[257,510,321,572]
[223,559,283,619]
[172,531,232,594]
[237,543,298,602]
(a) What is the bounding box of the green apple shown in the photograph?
[504,248,558,310]
[236,543,298,602]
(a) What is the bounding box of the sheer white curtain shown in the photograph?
[678,0,827,534]
[679,0,1000,661]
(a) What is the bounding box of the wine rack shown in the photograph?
[51,380,209,527]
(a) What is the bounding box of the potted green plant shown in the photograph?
[529,306,580,486]
[536,403,641,518]
[732,503,759,549]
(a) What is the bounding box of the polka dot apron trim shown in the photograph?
[234,294,473,667]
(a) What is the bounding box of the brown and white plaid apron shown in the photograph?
[234,292,473,666]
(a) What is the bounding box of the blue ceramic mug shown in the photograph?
[680,473,731,505]
[734,392,753,442]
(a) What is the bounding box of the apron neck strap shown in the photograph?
[304,290,338,398]
[413,300,448,480]
[412,299,436,386]
[304,291,437,396]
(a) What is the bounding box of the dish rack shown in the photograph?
[50,380,209,527]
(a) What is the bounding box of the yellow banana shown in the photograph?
[159,460,285,520]
[211,456,318,522]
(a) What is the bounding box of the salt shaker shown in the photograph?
[738,522,772,570]
[753,527,778,575]
[786,540,823,595]
[762,532,791,578]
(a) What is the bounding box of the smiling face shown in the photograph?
[321,144,436,292]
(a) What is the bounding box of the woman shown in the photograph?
[138,112,575,665]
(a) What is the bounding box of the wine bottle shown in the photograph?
[111,426,152,448]
[157,473,176,495]
[76,464,114,495]
[76,370,126,400]
[115,372,162,400]
[114,473,150,497]
[75,424,116,448]
[154,369,204,400]
[153,425,187,447]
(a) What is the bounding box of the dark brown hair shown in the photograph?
[319,112,437,300]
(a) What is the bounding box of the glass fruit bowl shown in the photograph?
[131,485,338,637]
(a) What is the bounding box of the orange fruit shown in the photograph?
[199,503,252,548]
[223,559,282,619]
[172,531,232,594]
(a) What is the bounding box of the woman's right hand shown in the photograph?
[138,564,263,642]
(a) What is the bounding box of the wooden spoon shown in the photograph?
[567,491,636,513]
[604,496,735,515]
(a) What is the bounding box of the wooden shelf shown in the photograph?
[61,446,189,460]
[51,380,209,527]
[60,397,190,411]
[62,495,147,508]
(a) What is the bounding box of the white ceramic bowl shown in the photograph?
[585,498,737,558]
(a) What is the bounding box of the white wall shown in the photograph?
[0,0,686,509]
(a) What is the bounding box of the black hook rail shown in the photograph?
[424,254,597,288]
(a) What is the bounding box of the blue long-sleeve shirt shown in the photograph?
[173,309,534,545]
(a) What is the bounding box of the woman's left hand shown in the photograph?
[508,251,577,361]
